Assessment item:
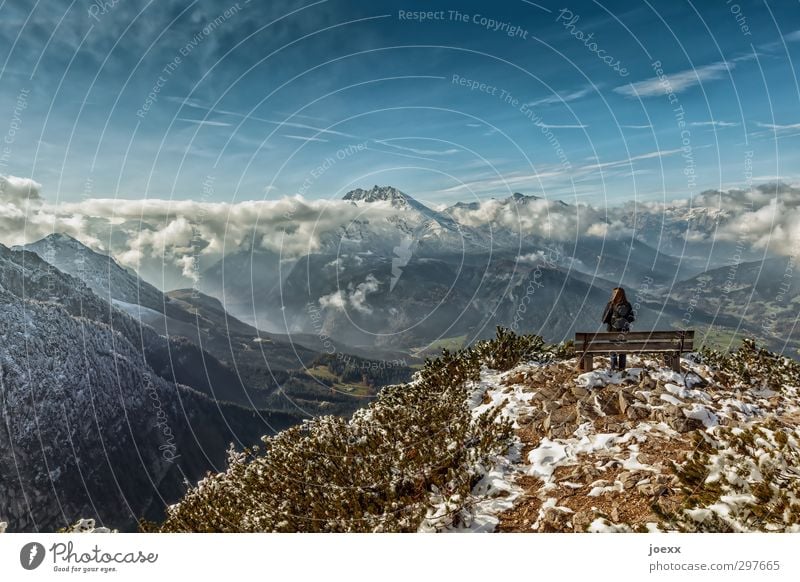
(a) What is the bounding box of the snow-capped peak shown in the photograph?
[343,185,415,208]
[39,232,86,248]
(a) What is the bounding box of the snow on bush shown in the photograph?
[155,328,558,532]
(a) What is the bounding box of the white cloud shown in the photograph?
[373,139,459,156]
[755,121,800,131]
[580,148,684,171]
[0,174,42,204]
[690,121,739,128]
[783,30,800,42]
[614,57,754,99]
[318,290,347,311]
[6,173,800,292]
[319,274,380,314]
[437,169,570,194]
[684,183,800,256]
[176,118,232,127]
[534,122,588,129]
[525,86,594,108]
[447,196,613,240]
[0,182,403,288]
[283,134,329,143]
[167,96,358,139]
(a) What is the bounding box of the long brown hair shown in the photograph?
[610,287,628,305]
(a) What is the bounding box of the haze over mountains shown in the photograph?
[3,179,796,357]
[192,184,792,356]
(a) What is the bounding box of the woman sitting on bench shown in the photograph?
[601,287,635,371]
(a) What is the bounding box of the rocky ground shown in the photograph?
[444,350,800,533]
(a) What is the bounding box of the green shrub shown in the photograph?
[472,327,545,371]
[155,327,563,532]
[700,338,800,392]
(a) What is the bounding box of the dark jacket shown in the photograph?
[602,300,635,332]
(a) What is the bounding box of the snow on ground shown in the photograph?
[439,352,800,533]
[420,367,531,532]
[67,518,116,533]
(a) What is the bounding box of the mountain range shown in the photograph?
[195,185,790,357]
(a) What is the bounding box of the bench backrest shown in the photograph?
[574,330,694,353]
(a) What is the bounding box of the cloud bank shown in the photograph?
[690,183,800,256]
[2,174,799,290]
[445,196,631,241]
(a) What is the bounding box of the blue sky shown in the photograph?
[1,0,799,207]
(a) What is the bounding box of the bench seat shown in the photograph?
[574,330,694,372]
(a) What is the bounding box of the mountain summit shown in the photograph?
[18,233,166,314]
[343,185,415,208]
[340,184,463,242]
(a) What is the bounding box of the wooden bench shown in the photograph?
[575,330,694,372]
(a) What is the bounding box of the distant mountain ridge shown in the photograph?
[18,233,167,315]
[21,235,413,415]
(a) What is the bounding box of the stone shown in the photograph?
[605,422,625,433]
[670,417,705,433]
[685,372,708,388]
[656,404,683,422]
[637,453,658,465]
[618,391,634,414]
[597,392,621,416]
[540,506,573,532]
[572,510,593,532]
[517,413,533,426]
[551,425,573,439]
[543,400,562,413]
[626,404,650,421]
[639,376,656,390]
[549,406,578,425]
[560,391,578,405]
[537,385,563,401]
[571,385,590,399]
[618,471,638,490]
[636,483,655,495]
[577,401,600,422]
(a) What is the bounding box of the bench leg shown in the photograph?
[664,352,681,372]
[579,354,593,372]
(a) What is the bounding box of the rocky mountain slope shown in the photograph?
[0,243,300,532]
[150,329,800,533]
[19,233,168,314]
[664,256,800,356]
